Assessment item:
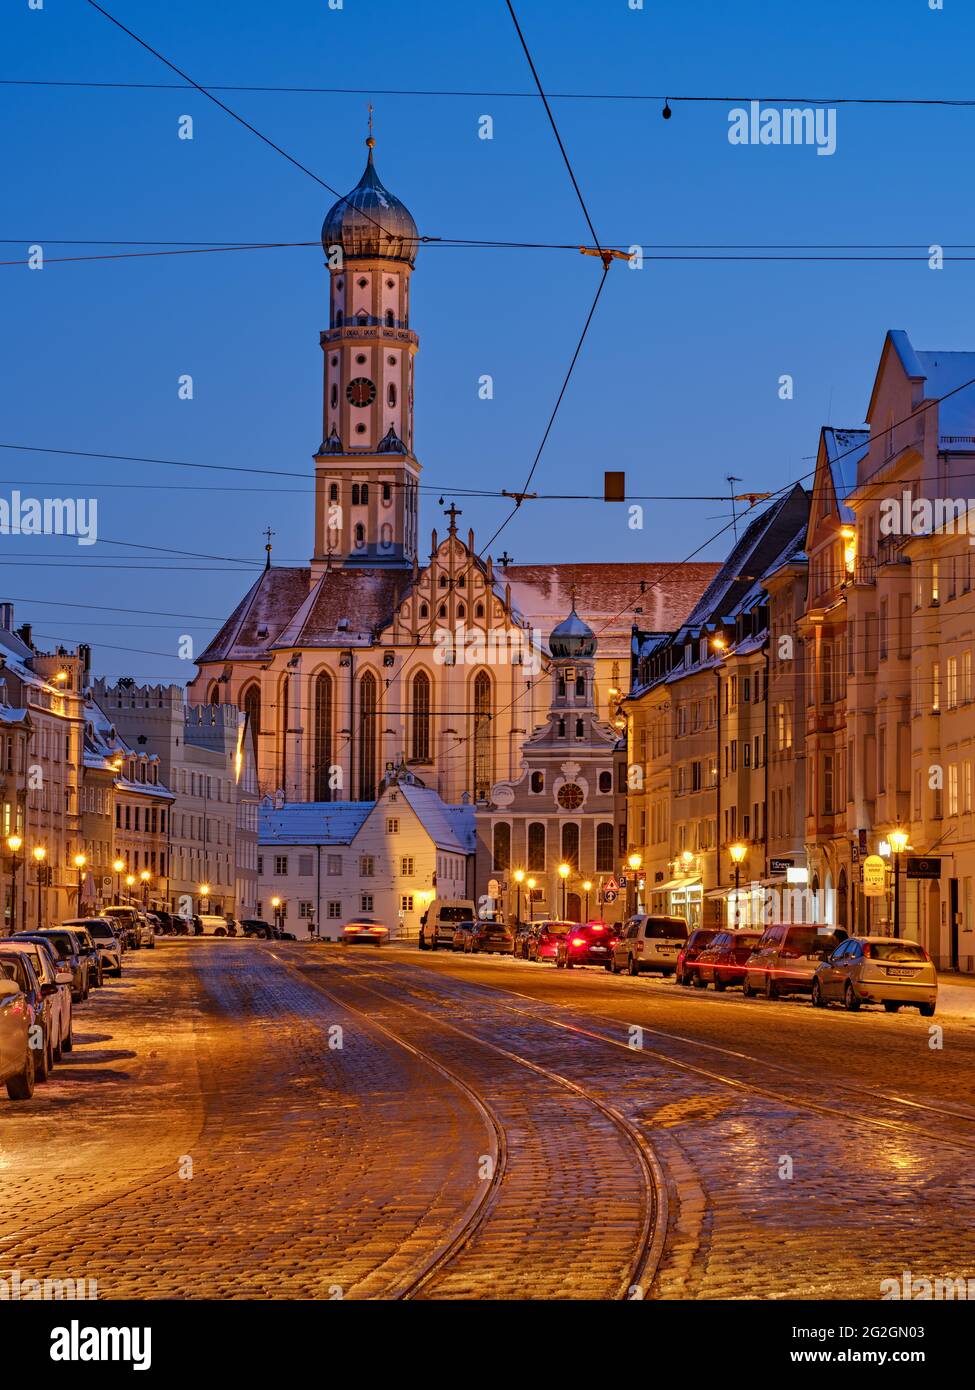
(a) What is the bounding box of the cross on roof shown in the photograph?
[444,501,462,532]
[263,526,275,570]
[498,550,513,567]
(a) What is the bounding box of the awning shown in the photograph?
[652,877,702,893]
[706,877,780,900]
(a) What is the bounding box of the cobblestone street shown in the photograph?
[2,939,973,1301]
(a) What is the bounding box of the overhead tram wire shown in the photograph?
[8,76,975,107]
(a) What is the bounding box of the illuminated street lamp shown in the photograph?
[73,851,87,914]
[200,882,211,914]
[889,828,909,938]
[626,850,642,915]
[7,834,22,934]
[113,857,126,905]
[140,868,151,908]
[270,894,282,933]
[558,862,570,919]
[513,868,525,926]
[729,843,747,926]
[582,879,593,921]
[526,878,536,923]
[33,845,46,930]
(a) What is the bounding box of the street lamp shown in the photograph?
[513,868,525,926]
[583,879,593,921]
[558,862,571,919]
[32,845,46,930]
[526,878,536,922]
[729,843,747,926]
[889,828,908,938]
[627,850,642,916]
[113,857,126,905]
[6,834,22,935]
[200,882,211,914]
[140,869,151,908]
[125,874,136,905]
[270,894,282,933]
[73,852,87,914]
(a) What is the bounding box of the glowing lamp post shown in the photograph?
[583,880,593,921]
[73,852,87,914]
[558,862,570,920]
[729,843,747,926]
[627,850,642,915]
[7,834,22,934]
[113,858,126,905]
[889,828,909,938]
[33,845,47,930]
[513,868,525,926]
[199,882,211,915]
[140,869,151,908]
[270,895,282,934]
[526,878,536,923]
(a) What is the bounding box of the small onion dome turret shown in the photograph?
[549,605,596,659]
[321,136,419,265]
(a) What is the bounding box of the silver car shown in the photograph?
[742,923,848,1000]
[812,936,937,1015]
[65,917,122,978]
[609,915,689,977]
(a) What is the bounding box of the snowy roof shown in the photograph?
[399,784,476,853]
[0,706,29,725]
[821,428,869,523]
[872,330,975,444]
[259,802,374,846]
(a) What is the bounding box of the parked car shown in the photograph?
[451,920,477,952]
[675,927,721,986]
[97,913,129,952]
[466,921,514,955]
[0,957,35,1099]
[609,915,689,977]
[419,900,476,951]
[0,940,72,1063]
[341,917,389,946]
[135,916,155,950]
[66,917,122,978]
[555,921,614,969]
[742,923,848,1000]
[66,924,103,988]
[241,918,275,939]
[513,921,535,959]
[13,929,89,1003]
[694,929,763,991]
[192,914,240,937]
[101,906,148,949]
[0,950,53,1082]
[812,936,937,1015]
[524,920,573,963]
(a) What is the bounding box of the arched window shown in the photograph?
[492,822,511,871]
[420,603,429,619]
[530,771,544,793]
[329,482,338,502]
[598,770,612,793]
[575,718,584,738]
[596,822,614,872]
[386,309,395,327]
[439,575,448,589]
[575,674,586,697]
[557,718,566,738]
[527,821,545,871]
[472,671,492,800]
[279,674,289,791]
[361,484,369,504]
[387,383,396,406]
[475,602,485,619]
[335,309,344,327]
[242,683,261,759]
[457,603,465,619]
[358,671,377,800]
[380,522,393,550]
[561,821,580,868]
[312,671,333,801]
[354,523,365,548]
[206,681,219,705]
[351,484,360,506]
[330,384,338,410]
[438,603,447,618]
[411,670,431,761]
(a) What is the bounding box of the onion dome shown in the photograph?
[549,603,596,659]
[321,136,419,265]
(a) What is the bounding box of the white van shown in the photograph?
[418,900,476,951]
[193,914,240,937]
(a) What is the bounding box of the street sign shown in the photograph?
[603,889,618,903]
[487,878,500,897]
[619,875,628,887]
[769,858,793,874]
[906,856,942,880]
[862,854,887,897]
[604,875,619,892]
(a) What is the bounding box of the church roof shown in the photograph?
[321,141,419,266]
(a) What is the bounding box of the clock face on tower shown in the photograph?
[346,377,376,408]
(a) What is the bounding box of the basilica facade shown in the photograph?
[188,135,716,812]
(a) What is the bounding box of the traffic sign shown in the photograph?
[604,875,619,892]
[603,890,618,903]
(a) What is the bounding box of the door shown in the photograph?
[566,892,582,923]
[950,878,959,970]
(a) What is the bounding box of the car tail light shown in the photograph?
[860,943,872,958]
[571,937,585,947]
[591,925,605,932]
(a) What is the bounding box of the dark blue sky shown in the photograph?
[4,0,975,682]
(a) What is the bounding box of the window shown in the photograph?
[313,670,333,801]
[327,854,342,875]
[298,901,314,918]
[359,855,374,876]
[327,901,342,920]
[492,822,510,871]
[472,671,492,800]
[596,822,614,872]
[360,894,374,912]
[359,672,378,799]
[932,662,941,713]
[947,656,959,709]
[298,855,313,877]
[274,855,288,875]
[400,894,414,912]
[400,856,415,877]
[386,818,399,834]
[411,670,431,761]
[561,821,579,867]
[598,770,612,793]
[965,650,974,703]
[949,763,960,817]
[527,821,545,871]
[530,771,544,793]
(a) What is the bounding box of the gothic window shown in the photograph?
[354,524,365,548]
[206,681,219,705]
[329,482,338,502]
[360,484,369,504]
[472,671,492,800]
[382,483,391,502]
[439,575,448,589]
[561,821,580,868]
[411,671,431,761]
[387,383,396,406]
[493,822,511,871]
[386,310,395,327]
[313,671,333,801]
[527,821,545,871]
[335,310,343,326]
[438,604,447,618]
[596,822,614,872]
[380,523,393,550]
[475,602,485,619]
[242,683,261,759]
[420,603,429,619]
[279,674,289,791]
[352,484,360,505]
[358,671,377,800]
[356,311,368,324]
[457,603,465,619]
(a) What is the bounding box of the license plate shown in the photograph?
[885,967,919,979]
[590,946,606,953]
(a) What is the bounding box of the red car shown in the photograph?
[525,921,573,962]
[555,921,615,969]
[695,929,763,990]
[675,927,721,986]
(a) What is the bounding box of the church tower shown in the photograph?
[312,123,421,575]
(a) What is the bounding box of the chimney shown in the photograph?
[15,622,32,649]
[0,603,12,632]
